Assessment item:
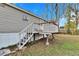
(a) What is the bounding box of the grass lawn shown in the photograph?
[9,34,79,56]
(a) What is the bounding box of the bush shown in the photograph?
[64,21,77,35]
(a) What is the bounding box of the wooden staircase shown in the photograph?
[17,23,34,49]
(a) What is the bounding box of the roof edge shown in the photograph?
[3,3,47,22]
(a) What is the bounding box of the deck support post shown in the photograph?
[33,33,35,41]
[45,34,49,46]
[52,34,55,41]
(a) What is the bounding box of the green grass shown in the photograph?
[10,34,79,56]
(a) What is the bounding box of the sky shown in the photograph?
[15,3,67,27]
[59,18,67,27]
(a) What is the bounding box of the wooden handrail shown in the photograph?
[19,22,33,34]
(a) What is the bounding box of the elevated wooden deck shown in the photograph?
[33,22,58,34]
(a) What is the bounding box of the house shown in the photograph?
[70,7,79,31]
[63,7,79,34]
[0,3,58,49]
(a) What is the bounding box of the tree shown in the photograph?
[64,20,76,35]
[65,4,78,35]
[65,4,71,34]
[55,3,60,31]
[74,4,78,34]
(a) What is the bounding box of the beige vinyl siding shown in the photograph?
[0,4,45,33]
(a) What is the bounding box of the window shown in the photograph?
[22,14,28,21]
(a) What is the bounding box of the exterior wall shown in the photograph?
[0,33,19,49]
[0,4,46,49]
[0,4,28,33]
[0,4,45,33]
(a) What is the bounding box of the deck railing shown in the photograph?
[33,23,58,34]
